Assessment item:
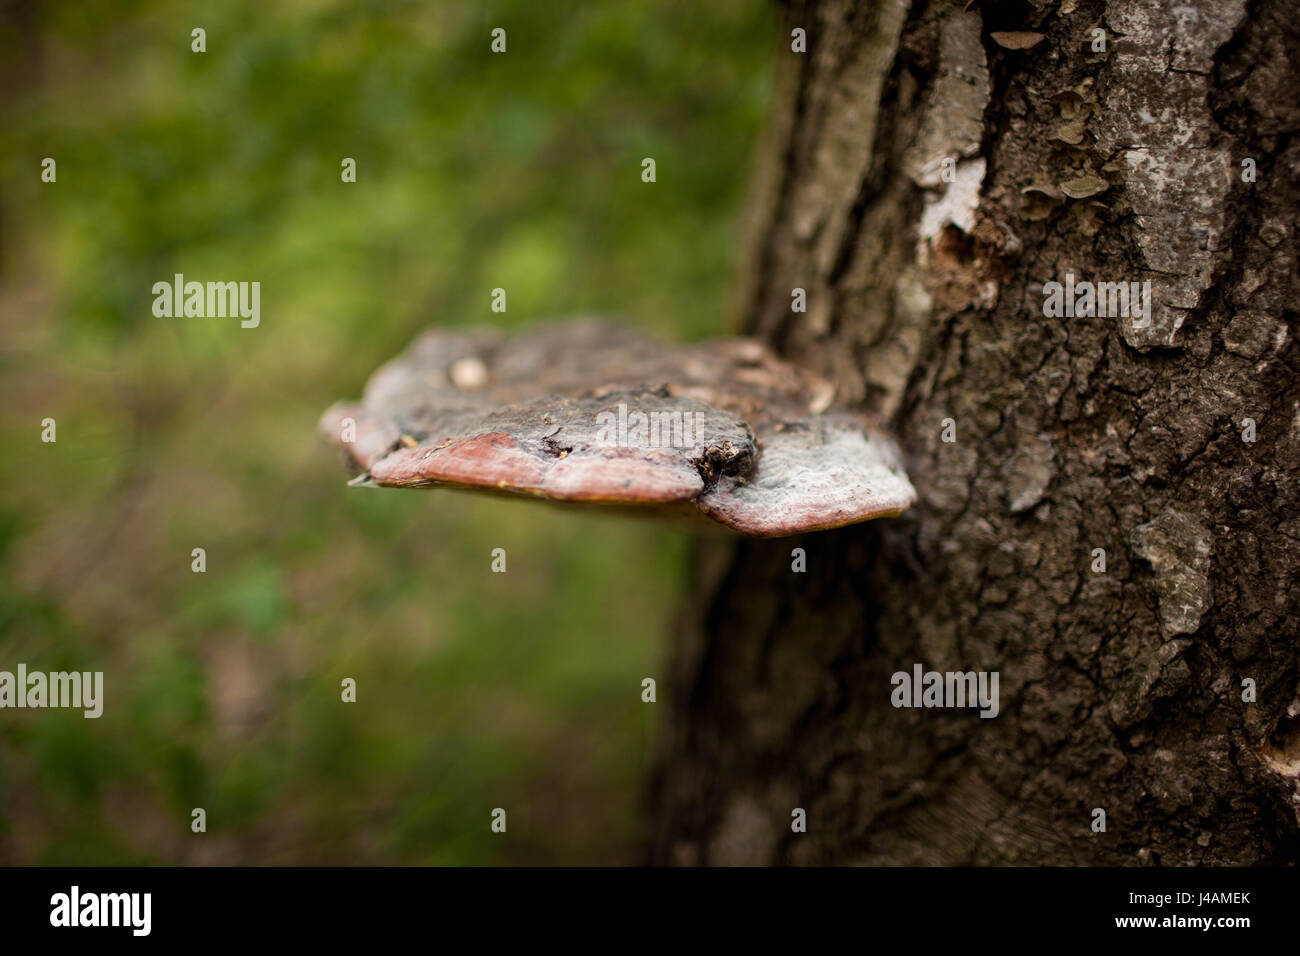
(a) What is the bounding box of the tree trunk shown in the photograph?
[651,0,1300,865]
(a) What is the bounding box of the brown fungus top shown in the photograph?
[319,319,915,536]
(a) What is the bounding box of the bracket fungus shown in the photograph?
[319,320,916,536]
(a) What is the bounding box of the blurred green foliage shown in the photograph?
[0,0,773,863]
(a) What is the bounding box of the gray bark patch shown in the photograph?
[1131,507,1214,637]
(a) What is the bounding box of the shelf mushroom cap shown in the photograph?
[320,319,916,536]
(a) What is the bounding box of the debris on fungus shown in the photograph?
[319,320,916,536]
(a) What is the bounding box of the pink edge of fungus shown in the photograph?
[368,432,549,489]
[540,447,703,503]
[369,433,704,504]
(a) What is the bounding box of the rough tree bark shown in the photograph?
[651,0,1300,865]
